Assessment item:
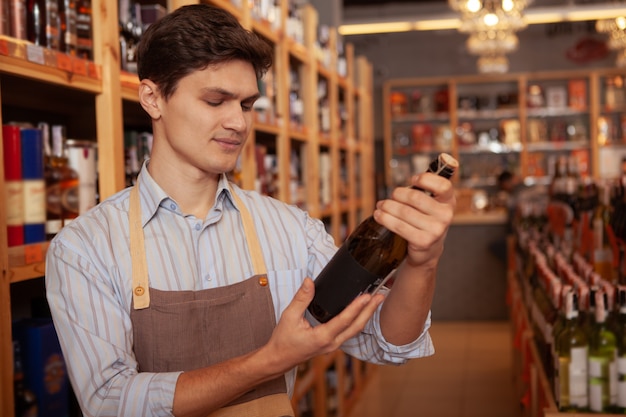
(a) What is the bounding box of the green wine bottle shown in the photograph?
[588,289,618,413]
[553,283,572,408]
[616,286,626,412]
[557,288,589,412]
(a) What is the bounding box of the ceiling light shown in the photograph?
[449,0,531,73]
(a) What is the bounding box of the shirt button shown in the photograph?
[258,275,268,287]
[206,275,212,281]
[195,223,201,231]
[170,203,176,210]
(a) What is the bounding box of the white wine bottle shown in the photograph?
[588,289,618,413]
[616,286,626,412]
[307,153,458,323]
[557,289,589,412]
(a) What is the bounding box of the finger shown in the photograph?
[375,198,446,236]
[332,293,386,345]
[320,292,384,341]
[281,277,315,322]
[409,172,455,200]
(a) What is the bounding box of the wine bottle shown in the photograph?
[557,289,589,412]
[588,289,618,413]
[45,124,79,239]
[616,286,626,411]
[553,283,573,409]
[592,181,618,283]
[307,153,457,323]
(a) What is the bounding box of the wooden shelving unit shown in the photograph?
[383,69,626,191]
[0,1,375,416]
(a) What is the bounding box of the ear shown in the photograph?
[138,80,162,120]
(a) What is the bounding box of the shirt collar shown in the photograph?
[135,161,240,225]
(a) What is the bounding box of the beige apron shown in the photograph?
[128,183,294,417]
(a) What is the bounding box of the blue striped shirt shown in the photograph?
[45,164,433,416]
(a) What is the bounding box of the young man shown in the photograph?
[45,4,457,416]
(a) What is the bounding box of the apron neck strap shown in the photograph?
[227,185,267,277]
[130,184,150,309]
[129,180,268,310]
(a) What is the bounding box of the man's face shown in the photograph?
[155,59,260,177]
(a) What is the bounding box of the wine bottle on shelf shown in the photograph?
[588,289,618,413]
[556,289,589,412]
[592,181,618,283]
[58,0,78,55]
[616,286,626,411]
[45,124,79,239]
[3,124,25,247]
[307,153,458,323]
[553,283,573,409]
[75,0,92,59]
[21,127,46,244]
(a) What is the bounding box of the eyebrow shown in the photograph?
[201,87,260,102]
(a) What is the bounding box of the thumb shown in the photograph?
[288,277,315,313]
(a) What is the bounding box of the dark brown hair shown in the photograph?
[137,4,274,100]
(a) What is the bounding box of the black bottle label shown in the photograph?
[308,243,382,323]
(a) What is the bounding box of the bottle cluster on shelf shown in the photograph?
[389,86,452,157]
[123,129,152,188]
[254,65,277,126]
[2,122,98,246]
[386,71,626,192]
[118,0,165,73]
[2,0,93,59]
[514,158,626,413]
[599,75,626,147]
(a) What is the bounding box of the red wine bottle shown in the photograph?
[308,153,458,323]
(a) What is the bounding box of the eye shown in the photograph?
[206,101,223,107]
[241,103,254,112]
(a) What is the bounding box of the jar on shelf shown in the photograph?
[389,91,408,116]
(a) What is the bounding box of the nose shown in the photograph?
[223,103,247,132]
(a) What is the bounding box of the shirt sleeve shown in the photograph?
[345,301,435,364]
[303,214,435,365]
[45,235,180,417]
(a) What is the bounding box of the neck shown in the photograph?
[147,158,221,219]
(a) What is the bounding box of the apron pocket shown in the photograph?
[149,293,255,372]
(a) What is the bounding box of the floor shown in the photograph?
[347,321,521,417]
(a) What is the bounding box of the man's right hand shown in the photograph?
[260,277,385,377]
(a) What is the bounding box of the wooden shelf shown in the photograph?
[7,243,49,284]
[120,70,140,102]
[0,37,102,94]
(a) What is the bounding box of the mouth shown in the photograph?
[213,137,242,151]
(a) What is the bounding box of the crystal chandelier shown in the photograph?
[449,0,532,73]
[596,16,626,68]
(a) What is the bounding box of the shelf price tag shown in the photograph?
[26,44,45,65]
[57,53,73,72]
[72,57,88,76]
[24,244,44,264]
[0,38,8,56]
